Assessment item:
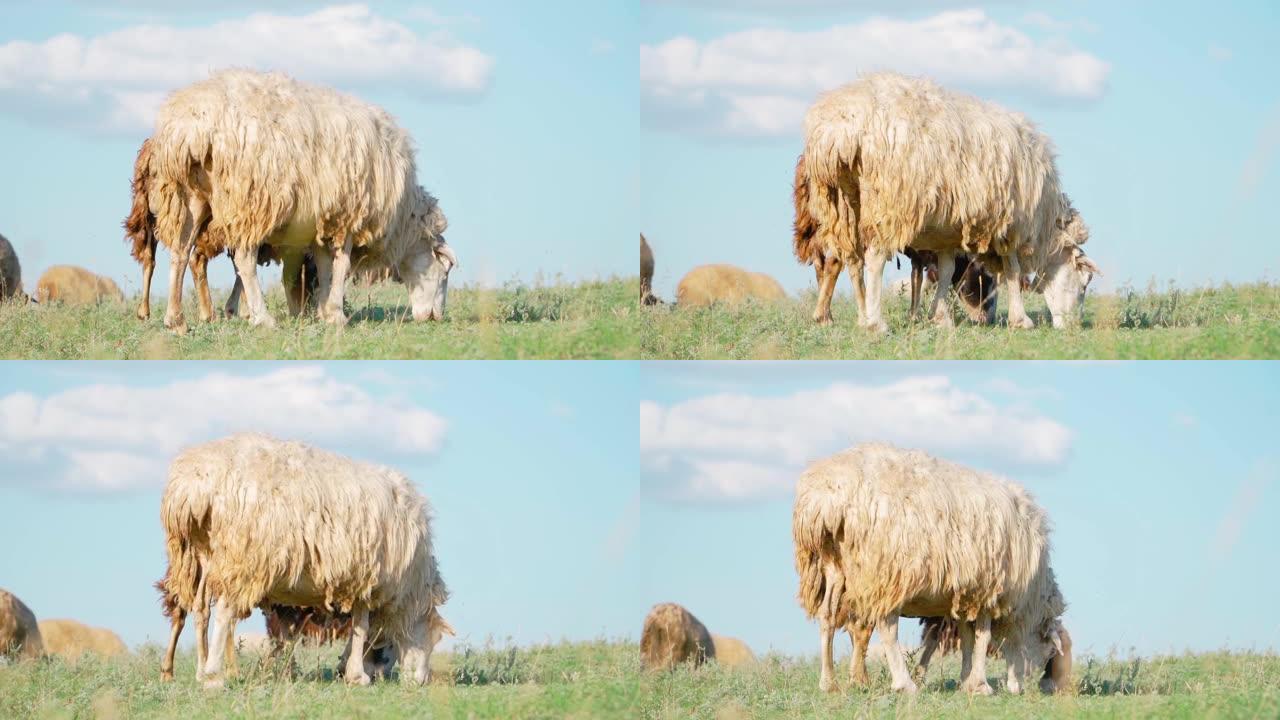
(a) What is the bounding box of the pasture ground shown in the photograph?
[2,642,1275,719]
[641,282,1280,359]
[0,277,639,359]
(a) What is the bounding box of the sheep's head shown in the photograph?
[401,191,457,321]
[1039,203,1099,327]
[1038,621,1073,694]
[398,607,454,686]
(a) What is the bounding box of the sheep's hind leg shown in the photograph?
[812,257,839,324]
[319,236,353,326]
[859,248,890,333]
[202,598,239,689]
[163,197,205,334]
[847,254,866,325]
[818,615,839,693]
[344,606,372,686]
[876,613,917,693]
[231,246,277,328]
[281,251,306,318]
[913,619,941,683]
[137,239,155,321]
[160,606,185,681]
[847,619,872,687]
[190,249,215,323]
[961,614,994,695]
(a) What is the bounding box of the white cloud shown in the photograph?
[641,9,1109,138]
[0,3,494,135]
[1022,12,1098,34]
[1208,44,1232,63]
[641,375,1072,504]
[0,365,447,493]
[645,0,1011,11]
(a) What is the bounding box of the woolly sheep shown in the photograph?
[158,433,451,688]
[912,617,1072,693]
[35,265,125,306]
[793,443,1070,696]
[710,634,756,668]
[676,264,786,307]
[38,619,128,660]
[0,232,26,303]
[640,603,715,671]
[640,234,660,305]
[802,72,1099,332]
[145,69,456,331]
[0,588,43,660]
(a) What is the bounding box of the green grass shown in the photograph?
[4,644,1274,720]
[0,277,640,359]
[641,281,1280,359]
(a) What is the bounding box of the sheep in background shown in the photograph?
[793,443,1070,695]
[146,69,456,331]
[0,233,27,303]
[710,634,756,668]
[0,588,43,660]
[803,72,1098,332]
[160,433,451,688]
[640,603,715,671]
[676,264,786,308]
[126,138,322,328]
[35,265,124,306]
[38,619,127,660]
[640,234,660,305]
[794,154,996,325]
[914,617,1073,693]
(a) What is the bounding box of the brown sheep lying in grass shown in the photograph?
[0,232,27,303]
[710,634,756,668]
[0,588,43,660]
[641,603,715,670]
[37,619,127,660]
[676,264,786,308]
[35,265,124,305]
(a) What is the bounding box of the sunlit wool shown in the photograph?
[801,72,1097,330]
[640,234,659,305]
[34,265,124,305]
[37,619,127,660]
[159,433,450,686]
[710,634,756,668]
[0,588,43,660]
[793,442,1070,695]
[675,264,786,307]
[147,69,456,329]
[640,603,715,671]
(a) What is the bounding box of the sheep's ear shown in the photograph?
[434,241,458,271]
[438,617,456,637]
[1073,250,1101,276]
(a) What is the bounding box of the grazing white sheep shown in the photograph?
[793,443,1070,696]
[146,69,456,331]
[160,433,451,688]
[802,72,1098,332]
[640,603,715,671]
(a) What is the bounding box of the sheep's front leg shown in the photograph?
[1005,253,1034,328]
[909,257,924,320]
[859,248,889,333]
[202,598,239,689]
[876,613,917,693]
[344,606,372,686]
[223,275,245,319]
[160,607,185,681]
[929,251,956,327]
[281,251,307,318]
[231,246,276,328]
[321,237,352,326]
[1004,644,1026,695]
[847,619,872,687]
[962,614,994,695]
[913,620,941,683]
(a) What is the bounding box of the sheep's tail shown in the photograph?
[792,481,847,620]
[792,153,820,265]
[159,471,214,612]
[124,138,157,264]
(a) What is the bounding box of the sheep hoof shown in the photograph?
[325,309,349,327]
[861,319,889,334]
[160,671,174,682]
[346,671,372,687]
[964,680,994,696]
[251,314,277,329]
[136,307,150,322]
[1009,315,1034,329]
[932,315,954,328]
[202,677,225,690]
[892,678,918,694]
[819,676,839,694]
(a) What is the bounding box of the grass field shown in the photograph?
[0,277,639,360]
[2,642,1275,719]
[641,282,1280,359]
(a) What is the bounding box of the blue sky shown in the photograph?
[640,1,1280,299]
[0,361,643,650]
[639,361,1280,658]
[0,1,634,295]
